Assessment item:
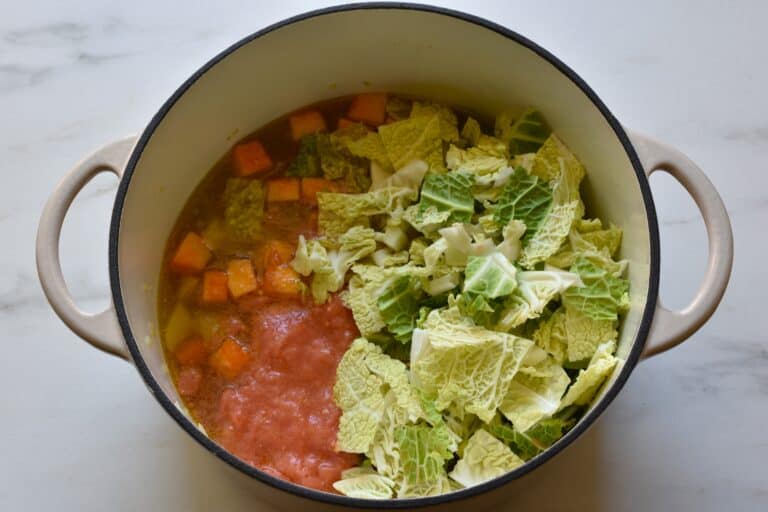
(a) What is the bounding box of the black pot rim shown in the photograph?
[108,2,660,509]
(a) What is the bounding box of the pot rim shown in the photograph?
[108,2,660,508]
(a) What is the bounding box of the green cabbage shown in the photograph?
[560,341,619,408]
[563,257,630,321]
[449,429,524,487]
[379,113,445,172]
[417,172,476,225]
[493,166,553,241]
[495,108,551,155]
[463,253,518,299]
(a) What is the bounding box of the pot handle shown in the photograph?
[628,132,733,359]
[36,136,137,361]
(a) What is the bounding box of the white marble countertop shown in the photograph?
[1,1,765,510]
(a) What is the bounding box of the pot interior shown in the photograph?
[114,4,652,477]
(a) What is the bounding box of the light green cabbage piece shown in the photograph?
[495,108,551,155]
[317,187,416,238]
[334,338,390,453]
[417,172,476,225]
[377,275,423,343]
[463,253,518,299]
[461,117,483,146]
[403,204,452,237]
[493,166,553,241]
[449,429,524,488]
[518,201,579,269]
[345,265,408,337]
[315,133,371,191]
[336,125,394,173]
[496,269,582,331]
[411,310,533,422]
[333,468,395,499]
[499,355,570,432]
[408,237,430,265]
[291,228,376,303]
[371,159,429,192]
[563,257,630,321]
[548,218,624,271]
[395,424,454,497]
[379,113,446,173]
[531,305,617,364]
[497,219,527,262]
[371,248,410,267]
[560,341,619,409]
[411,101,460,143]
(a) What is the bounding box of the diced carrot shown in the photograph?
[175,336,208,366]
[263,265,304,298]
[289,110,327,140]
[209,338,250,380]
[337,117,356,130]
[266,178,300,202]
[232,140,273,176]
[227,259,258,299]
[171,233,212,274]
[201,270,229,304]
[300,178,339,205]
[347,93,388,126]
[262,240,295,269]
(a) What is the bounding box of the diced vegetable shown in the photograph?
[170,232,212,274]
[337,117,357,130]
[227,259,258,299]
[209,338,250,379]
[290,110,327,140]
[347,93,388,127]
[201,270,229,304]
[286,135,323,177]
[266,178,301,202]
[174,336,208,366]
[164,303,194,352]
[232,140,273,176]
[301,178,339,205]
[263,265,305,298]
[261,239,295,268]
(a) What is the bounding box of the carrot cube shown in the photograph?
[263,265,304,298]
[266,178,300,202]
[175,336,208,366]
[232,140,273,176]
[262,240,295,269]
[337,117,356,130]
[201,270,229,304]
[347,93,388,126]
[171,233,212,274]
[227,259,258,299]
[209,338,249,380]
[301,178,339,205]
[289,110,327,140]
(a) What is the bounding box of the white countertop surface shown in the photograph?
[1,1,765,510]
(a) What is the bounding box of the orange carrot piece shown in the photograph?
[301,178,339,205]
[209,338,249,379]
[289,110,327,140]
[347,93,388,126]
[262,240,295,269]
[201,270,229,304]
[171,233,212,274]
[175,336,208,366]
[266,178,301,202]
[263,265,304,298]
[337,117,356,130]
[232,140,273,176]
[227,259,258,299]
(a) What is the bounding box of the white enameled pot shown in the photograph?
[35,4,733,511]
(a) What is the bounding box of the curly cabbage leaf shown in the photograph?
[518,201,579,269]
[499,355,570,432]
[410,101,460,143]
[222,178,265,241]
[286,134,322,177]
[461,117,483,146]
[563,257,630,321]
[333,468,395,499]
[412,310,533,422]
[449,429,524,487]
[317,187,416,237]
[463,253,518,299]
[495,108,551,156]
[560,341,619,409]
[378,275,423,343]
[496,269,582,331]
[493,166,553,241]
[379,113,445,173]
[395,424,454,497]
[417,172,476,225]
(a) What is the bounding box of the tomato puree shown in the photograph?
[180,295,360,492]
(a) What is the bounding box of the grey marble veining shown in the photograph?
[1,1,766,511]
